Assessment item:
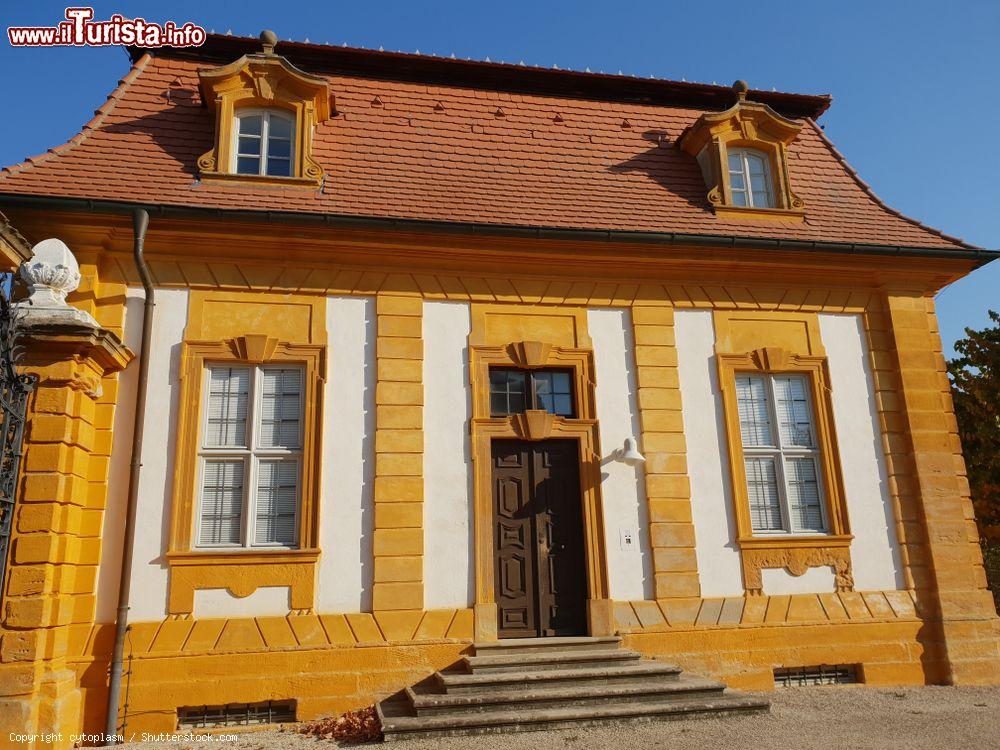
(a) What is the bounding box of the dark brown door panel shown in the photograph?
[492,439,587,638]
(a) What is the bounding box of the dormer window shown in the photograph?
[234,109,294,177]
[728,148,774,209]
[197,31,333,187]
[680,81,804,220]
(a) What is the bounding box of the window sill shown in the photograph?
[197,170,321,189]
[712,204,805,222]
[736,534,852,551]
[166,547,321,566]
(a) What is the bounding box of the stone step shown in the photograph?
[407,674,726,716]
[472,636,622,656]
[379,690,769,741]
[437,660,682,694]
[463,648,641,673]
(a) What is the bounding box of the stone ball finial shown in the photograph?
[733,79,749,100]
[260,29,278,55]
[20,238,81,306]
[16,237,98,329]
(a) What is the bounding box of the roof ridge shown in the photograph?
[805,118,974,251]
[1,53,152,179]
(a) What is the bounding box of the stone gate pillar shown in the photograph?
[0,239,132,748]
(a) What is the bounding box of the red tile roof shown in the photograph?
[0,35,972,251]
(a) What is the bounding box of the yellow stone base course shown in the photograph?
[617,590,999,690]
[30,592,997,738]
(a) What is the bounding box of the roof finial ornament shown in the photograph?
[260,29,278,55]
[733,79,749,102]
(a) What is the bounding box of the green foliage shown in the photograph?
[983,542,1000,610]
[948,309,1000,540]
[947,310,1000,604]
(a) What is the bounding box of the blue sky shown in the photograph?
[2,1,997,354]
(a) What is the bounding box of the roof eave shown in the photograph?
[0,193,990,266]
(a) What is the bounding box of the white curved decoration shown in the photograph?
[17,237,98,328]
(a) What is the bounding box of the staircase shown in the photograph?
[377,636,768,741]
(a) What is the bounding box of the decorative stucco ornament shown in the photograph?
[16,238,99,328]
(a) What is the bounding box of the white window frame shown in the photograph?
[194,364,304,550]
[728,147,775,208]
[231,108,295,177]
[737,372,829,536]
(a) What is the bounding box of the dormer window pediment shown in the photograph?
[680,81,804,221]
[196,31,334,187]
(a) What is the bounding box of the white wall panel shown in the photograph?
[675,310,744,597]
[819,313,904,591]
[124,288,189,621]
[423,301,474,608]
[317,296,376,612]
[588,308,653,601]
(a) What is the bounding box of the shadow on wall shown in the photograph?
[359,296,376,611]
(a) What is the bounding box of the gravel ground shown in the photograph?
[125,686,1000,750]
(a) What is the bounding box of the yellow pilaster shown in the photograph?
[371,292,424,626]
[630,301,700,603]
[0,325,132,748]
[877,291,1000,684]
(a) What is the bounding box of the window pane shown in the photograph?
[727,152,742,171]
[745,457,783,532]
[265,157,291,177]
[531,371,573,416]
[729,172,746,191]
[206,367,249,447]
[199,460,244,545]
[786,457,824,532]
[268,138,291,158]
[534,371,554,395]
[238,136,262,156]
[258,368,302,448]
[736,375,773,447]
[238,114,262,136]
[236,156,260,175]
[550,371,572,394]
[773,375,814,447]
[751,190,773,208]
[255,460,298,545]
[489,369,526,415]
[746,154,766,175]
[731,189,748,206]
[553,394,573,416]
[268,115,292,139]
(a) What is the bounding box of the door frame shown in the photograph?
[468,331,613,642]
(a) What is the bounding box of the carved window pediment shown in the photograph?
[679,81,804,221]
[197,35,334,187]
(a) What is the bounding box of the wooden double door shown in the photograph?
[492,439,588,638]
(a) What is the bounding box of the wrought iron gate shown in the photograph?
[0,275,35,595]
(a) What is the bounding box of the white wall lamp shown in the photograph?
[614,437,646,467]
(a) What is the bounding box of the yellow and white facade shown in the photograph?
[0,31,997,749]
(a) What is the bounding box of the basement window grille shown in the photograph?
[774,664,859,687]
[177,700,296,729]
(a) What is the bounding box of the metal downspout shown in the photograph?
[104,208,153,744]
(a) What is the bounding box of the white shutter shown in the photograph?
[199,459,245,545]
[258,368,302,448]
[773,375,814,448]
[736,375,773,447]
[206,367,250,447]
[786,457,825,532]
[745,456,783,531]
[254,459,298,545]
